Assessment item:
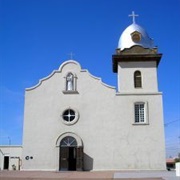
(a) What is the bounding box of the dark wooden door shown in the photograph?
[68,147,76,170]
[60,147,69,171]
[76,147,83,171]
[60,147,77,171]
[60,146,83,171]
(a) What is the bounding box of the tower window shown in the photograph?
[131,31,141,43]
[134,103,145,123]
[134,71,142,88]
[134,102,149,125]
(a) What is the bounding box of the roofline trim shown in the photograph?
[112,53,162,73]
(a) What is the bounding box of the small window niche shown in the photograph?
[63,72,78,94]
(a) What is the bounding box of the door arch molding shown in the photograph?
[56,132,83,147]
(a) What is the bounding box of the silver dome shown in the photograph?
[118,23,154,50]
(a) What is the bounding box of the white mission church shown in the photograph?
[0,12,166,171]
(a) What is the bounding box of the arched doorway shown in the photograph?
[59,135,83,171]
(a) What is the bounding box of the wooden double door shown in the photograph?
[59,136,83,171]
[60,146,83,171]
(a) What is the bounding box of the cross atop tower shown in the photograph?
[129,11,139,24]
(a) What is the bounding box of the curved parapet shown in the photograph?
[87,71,115,90]
[26,60,115,91]
[25,70,59,91]
[59,60,82,72]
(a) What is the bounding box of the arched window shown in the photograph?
[134,71,142,88]
[66,73,75,91]
[60,136,77,147]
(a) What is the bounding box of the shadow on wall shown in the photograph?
[84,153,93,171]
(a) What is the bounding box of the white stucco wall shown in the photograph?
[0,149,4,170]
[22,60,166,171]
[0,146,22,170]
[117,61,158,93]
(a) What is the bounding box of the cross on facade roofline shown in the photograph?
[68,52,75,60]
[129,11,139,24]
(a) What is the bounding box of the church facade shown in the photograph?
[7,15,163,171]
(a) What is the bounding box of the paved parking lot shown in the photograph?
[0,170,179,180]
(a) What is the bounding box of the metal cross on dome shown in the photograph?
[129,11,139,24]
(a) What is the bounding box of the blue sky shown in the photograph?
[0,0,180,158]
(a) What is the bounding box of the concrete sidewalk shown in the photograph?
[114,170,179,180]
[0,170,179,180]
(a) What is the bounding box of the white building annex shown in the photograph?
[0,13,166,171]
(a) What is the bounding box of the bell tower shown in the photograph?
[112,12,162,93]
